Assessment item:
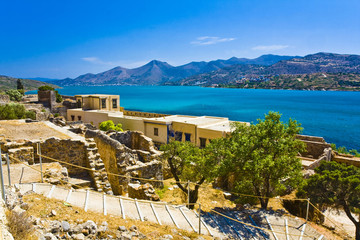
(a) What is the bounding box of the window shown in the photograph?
[101,99,106,109]
[78,116,82,121]
[185,133,191,142]
[199,137,207,148]
[154,127,159,136]
[112,99,117,108]
[77,100,82,108]
[175,131,183,141]
[71,115,75,121]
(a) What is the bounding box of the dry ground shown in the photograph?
[22,194,211,240]
[0,120,71,141]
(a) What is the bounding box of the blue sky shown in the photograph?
[1,0,359,79]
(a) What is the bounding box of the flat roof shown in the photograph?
[75,94,119,98]
[145,115,229,125]
[198,120,250,132]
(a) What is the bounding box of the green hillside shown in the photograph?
[0,75,59,92]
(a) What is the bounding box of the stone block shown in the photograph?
[8,147,34,164]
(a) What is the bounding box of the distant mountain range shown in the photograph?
[50,54,298,86]
[178,53,360,86]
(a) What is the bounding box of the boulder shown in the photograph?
[128,183,160,201]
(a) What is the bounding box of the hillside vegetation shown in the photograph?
[0,75,58,91]
[215,73,360,91]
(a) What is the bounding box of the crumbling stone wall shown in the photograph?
[1,137,112,194]
[38,90,56,109]
[40,138,88,175]
[0,94,10,104]
[85,130,163,195]
[297,135,331,159]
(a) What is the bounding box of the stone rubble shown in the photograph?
[128,183,160,201]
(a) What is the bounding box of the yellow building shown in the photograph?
[75,94,120,112]
[67,94,249,147]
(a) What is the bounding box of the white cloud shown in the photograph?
[191,36,236,45]
[81,57,113,65]
[252,45,289,51]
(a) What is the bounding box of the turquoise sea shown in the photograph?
[29,86,360,150]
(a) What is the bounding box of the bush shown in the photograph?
[38,85,55,91]
[0,103,36,120]
[54,113,60,117]
[55,90,62,103]
[25,110,36,120]
[5,89,23,101]
[99,120,123,132]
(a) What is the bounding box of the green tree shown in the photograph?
[298,161,360,240]
[160,141,217,209]
[219,112,305,209]
[5,89,23,101]
[16,79,24,90]
[99,120,123,131]
[16,79,25,95]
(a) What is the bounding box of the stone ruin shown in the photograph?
[296,135,333,170]
[85,129,163,197]
[1,128,163,200]
[1,137,113,194]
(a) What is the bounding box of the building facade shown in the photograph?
[67,94,249,147]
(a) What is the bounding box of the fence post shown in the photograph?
[187,180,190,208]
[198,203,201,235]
[0,148,6,201]
[38,142,43,183]
[306,198,310,222]
[6,154,11,186]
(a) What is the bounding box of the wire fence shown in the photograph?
[0,147,352,239]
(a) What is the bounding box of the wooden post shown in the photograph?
[6,154,11,186]
[306,198,310,222]
[198,203,201,235]
[187,180,190,208]
[38,142,43,183]
[0,148,6,201]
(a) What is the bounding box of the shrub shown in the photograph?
[25,110,36,120]
[99,120,123,132]
[5,89,23,101]
[54,113,60,117]
[55,90,62,103]
[0,103,36,120]
[38,85,55,91]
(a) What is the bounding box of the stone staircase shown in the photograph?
[84,138,113,194]
[14,182,326,240]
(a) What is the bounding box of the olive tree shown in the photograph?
[298,161,360,240]
[218,112,305,209]
[161,141,217,209]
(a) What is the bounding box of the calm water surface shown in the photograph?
[29,86,360,150]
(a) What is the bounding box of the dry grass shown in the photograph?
[23,194,212,240]
[157,179,236,212]
[5,209,37,240]
[0,120,70,141]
